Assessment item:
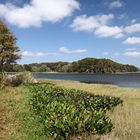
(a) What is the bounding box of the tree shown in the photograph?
[0,21,21,72]
[12,64,24,72]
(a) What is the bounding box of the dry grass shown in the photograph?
[46,80,140,140]
[0,86,23,140]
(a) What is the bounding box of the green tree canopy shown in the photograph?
[0,21,21,72]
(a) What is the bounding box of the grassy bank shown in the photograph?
[0,86,46,140]
[0,80,140,140]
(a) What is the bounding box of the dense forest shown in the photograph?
[3,58,139,73]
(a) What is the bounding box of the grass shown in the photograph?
[0,86,20,140]
[0,80,140,140]
[0,85,46,140]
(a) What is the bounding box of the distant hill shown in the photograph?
[5,58,139,73]
[67,58,139,73]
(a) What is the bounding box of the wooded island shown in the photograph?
[4,58,139,73]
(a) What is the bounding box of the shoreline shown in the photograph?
[39,79,140,89]
[6,71,140,74]
[5,71,140,88]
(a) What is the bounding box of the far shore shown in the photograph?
[6,71,140,74]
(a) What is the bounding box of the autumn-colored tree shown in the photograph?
[0,21,21,72]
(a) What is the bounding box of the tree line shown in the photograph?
[4,58,139,73]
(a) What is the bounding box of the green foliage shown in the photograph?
[0,21,21,72]
[8,58,139,73]
[28,83,123,139]
[69,58,139,73]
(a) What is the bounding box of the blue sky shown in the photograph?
[0,0,140,67]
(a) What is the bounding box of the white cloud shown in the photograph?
[123,37,140,45]
[103,52,110,55]
[95,25,124,38]
[114,52,120,56]
[70,14,125,39]
[70,14,114,32]
[125,48,137,51]
[104,49,140,58]
[103,51,120,56]
[59,47,87,54]
[123,48,140,57]
[0,0,79,28]
[22,47,87,57]
[22,51,57,57]
[124,51,140,57]
[131,19,137,24]
[109,0,123,9]
[124,23,140,33]
[118,13,127,19]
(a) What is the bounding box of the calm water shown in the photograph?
[33,73,140,88]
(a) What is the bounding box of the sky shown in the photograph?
[0,0,140,68]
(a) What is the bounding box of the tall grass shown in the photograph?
[0,72,38,87]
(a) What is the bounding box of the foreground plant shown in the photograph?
[28,83,123,139]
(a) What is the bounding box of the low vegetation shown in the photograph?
[28,83,122,139]
[0,80,140,140]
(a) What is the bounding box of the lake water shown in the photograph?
[33,73,140,88]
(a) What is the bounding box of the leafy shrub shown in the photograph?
[28,83,123,139]
[44,101,112,139]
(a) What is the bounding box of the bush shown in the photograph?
[2,74,23,87]
[0,72,38,87]
[28,83,123,139]
[18,72,38,84]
